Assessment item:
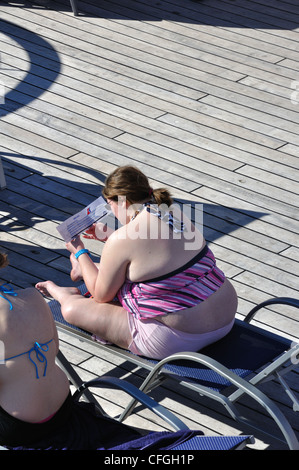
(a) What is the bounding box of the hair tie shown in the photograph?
[149,188,153,197]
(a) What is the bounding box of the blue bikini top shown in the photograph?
[0,282,18,310]
[5,340,53,379]
[1,282,53,378]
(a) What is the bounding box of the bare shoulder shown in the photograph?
[15,287,54,324]
[104,225,134,253]
[107,223,127,242]
[19,287,49,305]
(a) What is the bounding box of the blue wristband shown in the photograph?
[75,249,90,259]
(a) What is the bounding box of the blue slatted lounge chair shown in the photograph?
[74,376,254,450]
[50,289,299,449]
[0,375,254,450]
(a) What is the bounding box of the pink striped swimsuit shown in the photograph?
[117,245,225,320]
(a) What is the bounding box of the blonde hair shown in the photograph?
[102,166,173,206]
[0,253,8,269]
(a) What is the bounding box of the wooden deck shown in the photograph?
[0,0,298,450]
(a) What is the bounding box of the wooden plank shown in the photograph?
[0,120,77,160]
[1,10,298,163]
[194,187,299,247]
[1,6,296,119]
[1,150,104,189]
[192,96,299,151]
[193,182,298,222]
[235,164,299,195]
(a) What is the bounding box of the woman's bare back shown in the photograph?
[0,287,69,422]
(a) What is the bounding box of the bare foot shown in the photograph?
[35,281,80,303]
[35,280,55,297]
[70,253,83,282]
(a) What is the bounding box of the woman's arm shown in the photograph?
[66,233,130,303]
[93,235,130,302]
[66,236,100,295]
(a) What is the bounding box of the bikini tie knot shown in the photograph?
[29,341,52,379]
[0,283,18,310]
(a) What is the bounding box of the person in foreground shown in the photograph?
[36,165,238,360]
[0,252,202,449]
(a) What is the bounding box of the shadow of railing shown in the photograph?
[0,19,61,118]
[0,153,267,291]
[0,0,297,29]
[0,153,267,234]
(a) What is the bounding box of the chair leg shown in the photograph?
[0,158,7,190]
[69,0,78,15]
[56,349,105,413]
[74,376,189,431]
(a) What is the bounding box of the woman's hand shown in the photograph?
[66,236,85,254]
[82,223,110,242]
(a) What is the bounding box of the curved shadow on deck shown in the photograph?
[0,153,267,288]
[0,152,267,232]
[0,19,61,118]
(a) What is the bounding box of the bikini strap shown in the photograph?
[144,203,185,233]
[5,339,53,379]
[0,283,18,310]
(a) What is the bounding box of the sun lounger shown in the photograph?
[74,375,254,450]
[50,288,299,449]
[0,374,254,450]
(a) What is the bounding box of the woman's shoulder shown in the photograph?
[14,288,54,321]
[19,287,46,302]
[106,222,144,245]
[102,225,135,262]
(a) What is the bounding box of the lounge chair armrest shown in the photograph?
[244,297,299,323]
[131,351,299,450]
[73,375,189,431]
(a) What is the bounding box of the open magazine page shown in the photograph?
[57,196,112,242]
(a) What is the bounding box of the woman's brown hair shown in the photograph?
[102,166,173,206]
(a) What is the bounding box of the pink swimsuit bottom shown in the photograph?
[127,314,234,359]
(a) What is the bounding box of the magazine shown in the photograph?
[56,196,112,242]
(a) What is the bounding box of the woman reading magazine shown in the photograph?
[36,165,237,360]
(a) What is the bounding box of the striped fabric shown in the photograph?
[144,203,185,233]
[117,245,225,320]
